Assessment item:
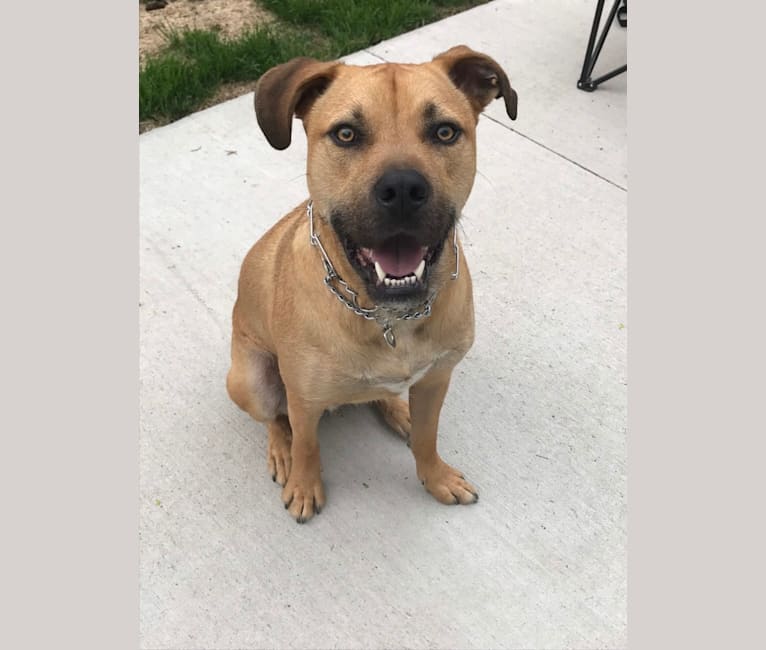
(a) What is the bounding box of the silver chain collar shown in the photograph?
[307,201,459,348]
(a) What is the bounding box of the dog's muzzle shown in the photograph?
[307,201,459,348]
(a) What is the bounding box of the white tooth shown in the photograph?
[384,277,392,286]
[408,275,416,284]
[414,259,426,281]
[374,261,385,282]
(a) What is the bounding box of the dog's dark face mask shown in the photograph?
[326,173,458,307]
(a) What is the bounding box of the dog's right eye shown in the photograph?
[330,125,357,146]
[432,122,461,145]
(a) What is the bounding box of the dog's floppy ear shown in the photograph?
[254,57,339,150]
[432,45,517,120]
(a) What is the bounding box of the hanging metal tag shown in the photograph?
[382,324,396,348]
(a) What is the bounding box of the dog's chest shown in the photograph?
[369,361,433,394]
[358,344,446,396]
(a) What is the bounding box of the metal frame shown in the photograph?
[577,0,627,92]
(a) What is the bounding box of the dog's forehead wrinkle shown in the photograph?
[420,100,462,126]
[390,66,400,119]
[330,104,366,129]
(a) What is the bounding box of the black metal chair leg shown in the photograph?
[577,0,627,92]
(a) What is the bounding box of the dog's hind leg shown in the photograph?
[373,397,412,441]
[227,330,295,484]
[226,330,287,423]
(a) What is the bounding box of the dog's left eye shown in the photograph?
[331,125,357,146]
[433,123,461,144]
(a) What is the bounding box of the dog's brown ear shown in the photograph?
[254,57,339,150]
[432,45,517,120]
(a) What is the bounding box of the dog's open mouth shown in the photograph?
[343,233,445,298]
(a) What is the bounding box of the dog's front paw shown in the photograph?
[418,459,479,505]
[282,469,325,524]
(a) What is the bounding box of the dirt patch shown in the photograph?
[200,79,255,109]
[139,0,275,63]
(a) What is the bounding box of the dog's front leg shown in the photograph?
[409,368,479,505]
[281,391,325,523]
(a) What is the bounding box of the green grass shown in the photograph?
[140,25,331,123]
[259,0,436,54]
[140,0,489,128]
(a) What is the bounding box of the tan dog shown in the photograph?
[227,45,517,523]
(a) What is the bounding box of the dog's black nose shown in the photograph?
[374,169,431,216]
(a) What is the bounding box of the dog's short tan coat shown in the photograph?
[227,46,517,522]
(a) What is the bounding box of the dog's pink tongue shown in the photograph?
[371,235,426,277]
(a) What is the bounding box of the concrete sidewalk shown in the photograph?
[140,1,627,648]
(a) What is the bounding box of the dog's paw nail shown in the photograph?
[453,495,460,505]
[272,474,277,482]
